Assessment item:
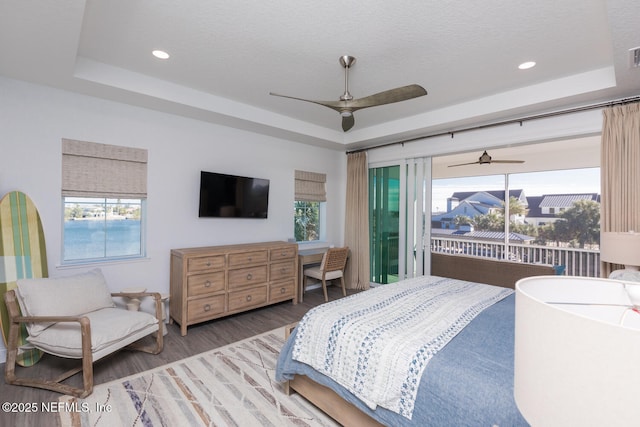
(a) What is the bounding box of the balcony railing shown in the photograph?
[430,237,601,278]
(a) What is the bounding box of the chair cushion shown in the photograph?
[27,307,158,359]
[16,269,115,336]
[304,266,344,281]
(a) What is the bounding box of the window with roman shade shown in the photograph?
[61,139,148,263]
[62,139,147,198]
[294,170,326,241]
[294,170,326,202]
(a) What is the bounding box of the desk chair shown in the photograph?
[303,247,349,302]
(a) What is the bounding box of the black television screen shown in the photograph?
[199,171,269,218]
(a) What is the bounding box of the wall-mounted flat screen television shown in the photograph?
[199,171,269,218]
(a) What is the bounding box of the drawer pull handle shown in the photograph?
[204,304,211,312]
[282,252,287,256]
[248,257,253,262]
[206,261,211,267]
[205,280,212,287]
[281,268,287,273]
[246,295,252,302]
[280,287,286,294]
[247,273,253,280]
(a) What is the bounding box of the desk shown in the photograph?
[297,247,328,302]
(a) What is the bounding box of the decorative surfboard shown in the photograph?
[0,191,48,366]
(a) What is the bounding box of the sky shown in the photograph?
[431,167,600,213]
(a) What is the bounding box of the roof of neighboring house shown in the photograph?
[450,189,524,202]
[538,193,600,208]
[431,200,491,221]
[525,196,545,217]
[432,228,535,242]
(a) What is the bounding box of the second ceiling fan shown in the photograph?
[270,55,427,132]
[448,150,525,167]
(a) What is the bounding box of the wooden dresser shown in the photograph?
[170,241,298,336]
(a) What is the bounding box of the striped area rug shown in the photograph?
[58,327,338,427]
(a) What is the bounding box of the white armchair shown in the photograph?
[4,269,163,397]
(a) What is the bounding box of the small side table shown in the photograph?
[121,287,147,311]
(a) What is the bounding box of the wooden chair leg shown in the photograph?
[5,318,94,398]
[340,276,347,297]
[302,275,308,302]
[4,317,21,386]
[321,278,329,302]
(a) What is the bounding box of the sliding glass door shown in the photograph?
[369,165,400,284]
[369,158,432,284]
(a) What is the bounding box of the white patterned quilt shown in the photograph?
[292,275,513,419]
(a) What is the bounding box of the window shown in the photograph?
[63,197,145,262]
[294,170,326,242]
[61,139,147,264]
[294,201,321,241]
[432,167,601,276]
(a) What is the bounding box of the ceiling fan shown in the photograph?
[448,150,525,167]
[269,55,427,132]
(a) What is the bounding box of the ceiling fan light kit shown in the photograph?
[270,55,427,132]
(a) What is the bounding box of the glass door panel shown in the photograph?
[369,165,400,284]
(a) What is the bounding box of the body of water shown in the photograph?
[63,219,142,261]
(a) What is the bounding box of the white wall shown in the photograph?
[0,76,346,361]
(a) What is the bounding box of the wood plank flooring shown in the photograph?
[0,285,356,427]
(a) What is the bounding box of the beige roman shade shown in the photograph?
[295,170,326,202]
[62,139,148,198]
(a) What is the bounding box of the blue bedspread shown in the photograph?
[276,292,528,426]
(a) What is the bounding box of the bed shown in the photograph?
[276,275,529,426]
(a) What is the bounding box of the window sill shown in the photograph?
[56,257,151,271]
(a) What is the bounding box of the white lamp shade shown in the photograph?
[600,231,640,268]
[514,276,640,426]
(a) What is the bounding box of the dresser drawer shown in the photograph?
[270,279,295,301]
[270,246,296,261]
[228,250,268,267]
[187,272,225,297]
[188,255,225,273]
[228,265,268,288]
[187,294,225,322]
[270,260,295,281]
[228,286,267,311]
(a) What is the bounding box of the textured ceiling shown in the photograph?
[1,0,639,150]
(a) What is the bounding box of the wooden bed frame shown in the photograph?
[283,256,556,425]
[283,323,384,426]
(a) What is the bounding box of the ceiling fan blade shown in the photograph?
[269,92,347,113]
[346,84,427,111]
[491,160,525,164]
[448,161,481,168]
[342,115,355,132]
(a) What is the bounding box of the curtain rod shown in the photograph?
[346,95,640,154]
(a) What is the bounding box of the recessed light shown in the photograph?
[518,61,536,70]
[152,50,170,59]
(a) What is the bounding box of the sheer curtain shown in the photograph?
[344,151,370,290]
[600,102,640,277]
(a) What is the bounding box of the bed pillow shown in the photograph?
[16,268,115,336]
